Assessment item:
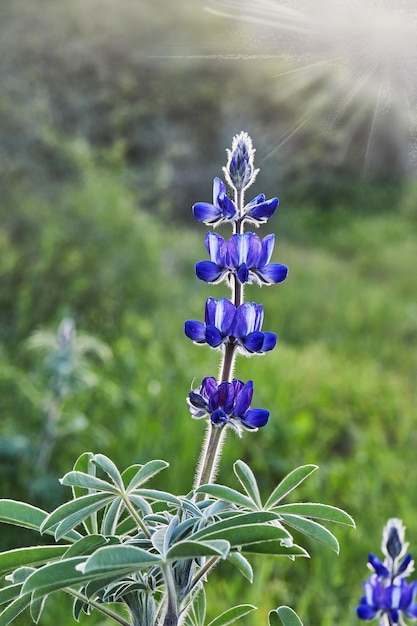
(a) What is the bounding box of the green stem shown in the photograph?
[122,493,151,539]
[185,556,219,598]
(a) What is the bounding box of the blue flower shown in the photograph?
[184,298,277,355]
[357,577,417,624]
[195,232,288,286]
[242,193,279,226]
[192,178,237,227]
[187,376,269,434]
[192,178,279,227]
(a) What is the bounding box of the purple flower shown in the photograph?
[187,376,269,434]
[192,178,279,227]
[243,193,279,226]
[195,232,288,286]
[192,178,237,227]
[184,298,277,355]
[357,577,417,624]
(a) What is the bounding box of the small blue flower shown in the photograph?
[192,178,237,227]
[357,577,417,624]
[195,232,288,286]
[187,376,269,434]
[184,298,277,355]
[243,193,279,226]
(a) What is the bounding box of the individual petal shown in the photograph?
[205,232,228,265]
[196,261,225,283]
[205,325,225,348]
[192,202,221,224]
[241,408,269,429]
[187,392,209,418]
[368,553,389,578]
[211,408,228,426]
[213,298,236,335]
[261,332,277,352]
[258,234,275,267]
[237,263,250,284]
[241,331,265,353]
[234,380,254,416]
[397,553,413,576]
[201,376,218,399]
[245,196,279,224]
[356,604,378,620]
[212,177,226,203]
[184,320,206,343]
[216,381,235,414]
[257,263,288,285]
[232,302,264,338]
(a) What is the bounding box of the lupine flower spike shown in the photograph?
[357,518,417,626]
[184,132,287,485]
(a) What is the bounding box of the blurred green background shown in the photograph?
[1,0,417,624]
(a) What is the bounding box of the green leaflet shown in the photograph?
[280,514,340,553]
[264,465,319,509]
[207,604,257,626]
[233,461,262,508]
[273,503,355,527]
[80,545,161,575]
[194,485,256,510]
[269,606,304,626]
[166,539,230,561]
[0,545,67,577]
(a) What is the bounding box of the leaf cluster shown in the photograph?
[0,454,353,626]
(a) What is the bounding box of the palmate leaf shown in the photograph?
[273,503,355,527]
[233,461,262,508]
[279,514,340,553]
[269,606,304,626]
[0,546,68,577]
[264,465,319,509]
[207,604,257,626]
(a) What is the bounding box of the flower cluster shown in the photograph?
[184,132,287,441]
[357,518,417,625]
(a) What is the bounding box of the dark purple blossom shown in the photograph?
[195,232,288,286]
[184,298,277,355]
[187,376,269,434]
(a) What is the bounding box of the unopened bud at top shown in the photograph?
[223,131,259,193]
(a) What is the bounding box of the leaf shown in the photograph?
[29,591,47,624]
[274,503,355,527]
[124,460,169,491]
[0,595,31,626]
[40,492,113,537]
[280,514,340,553]
[92,454,124,491]
[191,512,287,546]
[241,541,309,557]
[0,500,80,541]
[133,488,182,507]
[269,606,304,626]
[0,584,23,606]
[101,498,124,536]
[70,452,96,500]
[185,586,206,626]
[63,535,113,559]
[0,546,67,577]
[195,485,256,510]
[60,471,119,495]
[265,465,319,509]
[233,461,262,508]
[21,557,102,596]
[207,604,257,626]
[227,552,253,583]
[166,539,230,561]
[80,545,161,575]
